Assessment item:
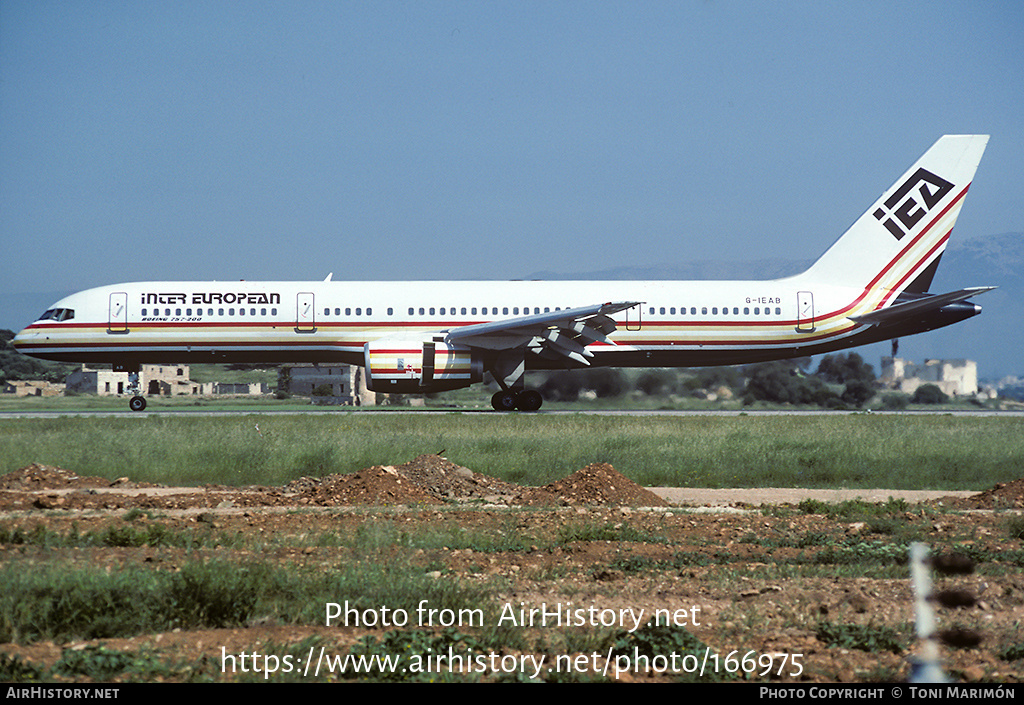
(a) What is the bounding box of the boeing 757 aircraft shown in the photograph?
[13,135,994,411]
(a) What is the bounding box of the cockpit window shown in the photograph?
[38,308,74,322]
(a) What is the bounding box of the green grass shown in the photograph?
[1,413,1021,489]
[0,554,496,646]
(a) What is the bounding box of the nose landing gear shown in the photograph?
[115,365,147,412]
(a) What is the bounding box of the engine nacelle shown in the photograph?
[363,339,483,393]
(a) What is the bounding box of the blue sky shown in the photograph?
[2,2,1022,300]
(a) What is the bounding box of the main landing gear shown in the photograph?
[486,350,543,411]
[490,389,543,412]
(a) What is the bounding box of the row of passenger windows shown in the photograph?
[409,306,558,316]
[138,306,565,319]
[322,306,564,317]
[649,306,782,316]
[141,308,279,317]
[136,305,781,319]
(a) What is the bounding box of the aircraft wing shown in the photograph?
[443,301,639,365]
[849,287,996,326]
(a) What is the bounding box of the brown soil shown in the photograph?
[1,458,1022,684]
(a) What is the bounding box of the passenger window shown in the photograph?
[701,307,707,315]
[367,308,372,315]
[261,308,267,316]
[141,308,147,316]
[356,308,362,316]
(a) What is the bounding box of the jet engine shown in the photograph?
[363,339,483,393]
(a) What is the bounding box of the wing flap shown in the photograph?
[444,301,639,363]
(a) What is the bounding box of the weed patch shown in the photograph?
[816,621,906,654]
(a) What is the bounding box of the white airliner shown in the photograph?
[13,135,994,411]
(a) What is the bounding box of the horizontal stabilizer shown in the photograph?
[849,287,996,326]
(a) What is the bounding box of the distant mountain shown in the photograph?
[528,258,814,282]
[914,232,1022,380]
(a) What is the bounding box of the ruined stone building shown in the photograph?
[277,364,375,405]
[65,364,202,396]
[878,357,978,397]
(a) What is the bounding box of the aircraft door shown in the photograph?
[108,292,128,333]
[625,302,643,331]
[796,291,815,332]
[296,292,316,332]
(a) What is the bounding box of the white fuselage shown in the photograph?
[12,276,871,369]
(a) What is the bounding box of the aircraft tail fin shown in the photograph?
[799,135,989,295]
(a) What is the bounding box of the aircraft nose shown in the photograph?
[11,327,36,353]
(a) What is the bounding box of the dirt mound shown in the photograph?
[291,465,439,506]
[943,477,1024,509]
[518,462,670,507]
[394,454,524,502]
[283,456,663,507]
[0,457,670,510]
[281,455,522,506]
[0,463,114,490]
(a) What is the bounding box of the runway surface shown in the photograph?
[0,408,1018,419]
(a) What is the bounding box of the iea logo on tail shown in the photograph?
[872,168,954,240]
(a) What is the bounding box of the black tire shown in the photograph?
[515,390,543,411]
[491,390,518,411]
[129,396,147,412]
